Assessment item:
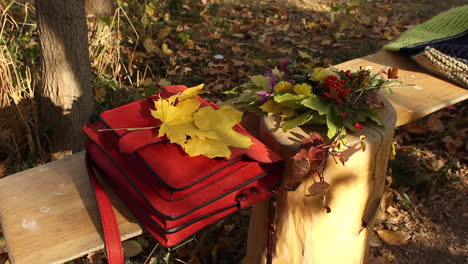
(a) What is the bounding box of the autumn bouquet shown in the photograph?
[225,61,399,139]
[225,62,400,196]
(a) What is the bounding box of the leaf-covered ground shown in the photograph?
[0,0,467,263]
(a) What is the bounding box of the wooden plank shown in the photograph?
[0,152,142,264]
[337,51,468,126]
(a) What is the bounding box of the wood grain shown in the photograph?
[337,51,468,126]
[0,152,142,264]
[243,96,396,264]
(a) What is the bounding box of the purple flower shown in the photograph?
[279,60,291,72]
[257,91,271,104]
[263,72,277,92]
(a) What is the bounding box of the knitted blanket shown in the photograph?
[383,5,468,88]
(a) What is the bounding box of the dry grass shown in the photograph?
[0,1,135,172]
[0,1,44,169]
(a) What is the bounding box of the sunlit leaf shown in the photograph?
[301,96,331,116]
[150,85,251,158]
[298,51,313,59]
[281,111,313,131]
[377,230,410,245]
[250,75,271,91]
[157,26,172,40]
[143,38,158,54]
[260,98,295,117]
[162,43,173,55]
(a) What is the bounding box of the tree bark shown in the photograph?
[36,0,93,159]
[85,0,115,18]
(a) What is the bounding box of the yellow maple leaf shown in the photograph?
[293,83,312,95]
[150,84,251,158]
[177,84,205,101]
[260,98,295,117]
[193,105,252,149]
[273,81,294,93]
[151,96,199,145]
[183,136,231,159]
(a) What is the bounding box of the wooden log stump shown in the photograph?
[243,96,396,264]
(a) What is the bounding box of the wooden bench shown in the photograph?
[0,51,467,264]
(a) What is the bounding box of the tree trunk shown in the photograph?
[243,96,397,264]
[85,0,115,18]
[36,0,93,159]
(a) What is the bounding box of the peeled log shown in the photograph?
[243,96,396,264]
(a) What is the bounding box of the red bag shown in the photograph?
[83,85,283,263]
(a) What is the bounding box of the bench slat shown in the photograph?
[0,152,142,264]
[337,51,468,126]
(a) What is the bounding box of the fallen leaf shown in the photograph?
[0,160,8,179]
[401,122,428,134]
[136,236,150,248]
[122,240,143,258]
[86,252,103,264]
[185,39,195,49]
[426,115,444,132]
[377,229,410,245]
[380,191,394,214]
[158,78,172,86]
[143,38,158,54]
[369,231,383,247]
[298,51,313,59]
[306,21,320,29]
[161,43,173,55]
[142,78,156,87]
[320,40,332,46]
[157,26,172,40]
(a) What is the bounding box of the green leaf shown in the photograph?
[274,93,307,102]
[273,93,307,108]
[298,51,313,59]
[305,114,327,125]
[223,83,258,98]
[281,111,314,131]
[236,93,259,103]
[234,101,257,109]
[250,75,271,91]
[301,96,332,116]
[99,16,112,26]
[360,108,384,126]
[326,106,342,139]
[177,32,191,42]
[272,67,284,79]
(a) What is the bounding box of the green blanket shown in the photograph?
[384,5,468,51]
[383,5,468,88]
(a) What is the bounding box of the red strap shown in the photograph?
[86,153,124,264]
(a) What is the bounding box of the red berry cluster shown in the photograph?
[340,69,352,79]
[323,75,351,104]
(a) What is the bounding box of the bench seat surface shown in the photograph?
[0,51,467,264]
[0,152,142,264]
[338,51,468,126]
